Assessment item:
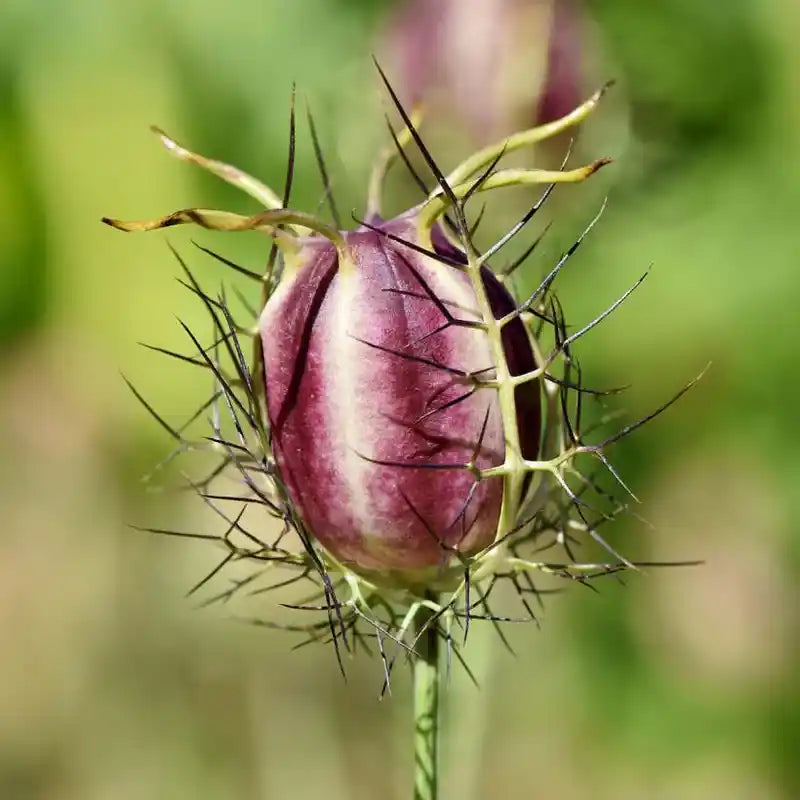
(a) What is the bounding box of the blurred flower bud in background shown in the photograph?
[382,0,592,145]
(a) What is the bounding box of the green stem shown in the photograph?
[413,603,440,800]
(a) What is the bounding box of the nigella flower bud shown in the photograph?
[103,66,633,609]
[259,212,539,576]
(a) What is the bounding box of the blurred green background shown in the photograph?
[1,0,797,797]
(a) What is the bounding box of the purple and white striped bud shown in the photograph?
[103,68,617,601]
[259,212,539,575]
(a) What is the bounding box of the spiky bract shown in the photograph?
[104,69,699,683]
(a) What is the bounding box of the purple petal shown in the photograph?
[260,220,515,571]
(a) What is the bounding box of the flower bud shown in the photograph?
[382,0,587,142]
[259,212,539,578]
[103,68,615,602]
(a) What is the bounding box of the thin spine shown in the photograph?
[442,81,614,189]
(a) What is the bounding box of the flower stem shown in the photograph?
[413,601,440,800]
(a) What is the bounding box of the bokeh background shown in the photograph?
[1,0,797,798]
